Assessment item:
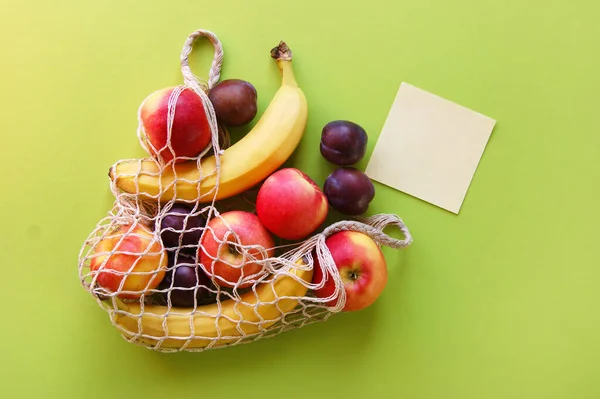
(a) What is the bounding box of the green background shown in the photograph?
[1,0,599,398]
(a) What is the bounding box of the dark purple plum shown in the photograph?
[320,120,368,166]
[323,167,375,215]
[208,79,258,127]
[159,204,206,251]
[159,253,213,307]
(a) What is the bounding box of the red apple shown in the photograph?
[90,223,168,299]
[139,86,212,163]
[199,211,275,288]
[312,231,387,311]
[256,168,329,240]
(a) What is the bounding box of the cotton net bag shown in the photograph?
[78,28,413,353]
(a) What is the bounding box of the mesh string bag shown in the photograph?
[77,28,413,353]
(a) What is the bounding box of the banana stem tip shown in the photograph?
[271,41,292,61]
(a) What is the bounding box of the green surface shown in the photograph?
[1,0,599,398]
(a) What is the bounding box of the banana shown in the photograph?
[112,257,314,349]
[109,42,308,203]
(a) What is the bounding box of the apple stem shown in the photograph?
[228,243,240,256]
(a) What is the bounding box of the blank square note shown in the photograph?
[365,82,496,214]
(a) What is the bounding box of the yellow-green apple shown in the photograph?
[139,86,212,163]
[312,231,387,311]
[90,223,168,299]
[255,168,329,240]
[199,211,275,288]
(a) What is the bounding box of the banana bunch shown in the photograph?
[109,42,308,203]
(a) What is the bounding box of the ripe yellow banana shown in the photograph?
[113,258,313,350]
[109,42,308,203]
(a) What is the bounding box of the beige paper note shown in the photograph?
[365,82,496,214]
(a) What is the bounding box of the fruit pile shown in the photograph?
[78,29,412,353]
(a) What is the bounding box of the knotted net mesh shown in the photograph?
[77,28,413,353]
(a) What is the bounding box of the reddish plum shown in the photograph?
[159,253,214,307]
[323,167,375,215]
[320,120,368,166]
[208,79,258,126]
[159,204,206,251]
